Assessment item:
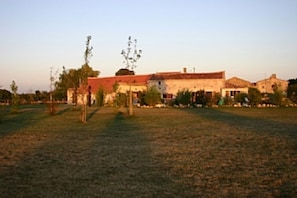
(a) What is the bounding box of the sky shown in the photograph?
[1,0,296,93]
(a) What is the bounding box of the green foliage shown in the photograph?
[263,83,284,106]
[223,96,233,105]
[138,92,146,106]
[0,89,11,104]
[195,90,207,106]
[96,86,104,107]
[287,78,297,103]
[272,90,283,106]
[55,65,100,101]
[213,92,221,105]
[235,92,248,103]
[115,68,135,76]
[176,89,192,105]
[10,80,19,113]
[144,86,161,106]
[248,87,262,106]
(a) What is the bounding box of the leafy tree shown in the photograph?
[115,68,135,76]
[55,65,99,101]
[287,78,297,103]
[144,85,161,106]
[248,87,261,106]
[0,89,11,123]
[10,80,19,113]
[176,89,192,106]
[0,89,11,102]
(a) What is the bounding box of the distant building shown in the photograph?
[256,74,288,94]
[221,76,252,98]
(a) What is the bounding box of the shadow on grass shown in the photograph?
[184,107,297,138]
[0,107,43,136]
[79,111,197,197]
[86,107,100,121]
[0,109,197,197]
[0,105,71,137]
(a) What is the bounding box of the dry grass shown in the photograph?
[0,105,296,197]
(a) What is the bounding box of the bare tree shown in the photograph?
[121,36,142,116]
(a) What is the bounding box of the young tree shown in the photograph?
[80,36,93,123]
[121,36,142,116]
[10,80,19,113]
[49,67,58,115]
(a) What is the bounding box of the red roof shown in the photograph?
[150,71,225,80]
[88,74,151,93]
[88,71,225,93]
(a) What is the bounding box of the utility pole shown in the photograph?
[121,36,142,116]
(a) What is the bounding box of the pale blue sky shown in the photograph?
[1,0,296,93]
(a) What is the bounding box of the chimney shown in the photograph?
[183,67,187,73]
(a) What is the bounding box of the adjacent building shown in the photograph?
[256,74,288,94]
[148,71,225,100]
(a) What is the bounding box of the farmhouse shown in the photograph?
[148,71,225,101]
[67,70,288,105]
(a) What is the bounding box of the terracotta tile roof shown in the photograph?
[88,74,151,93]
[150,71,225,80]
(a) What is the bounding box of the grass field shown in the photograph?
[0,105,296,197]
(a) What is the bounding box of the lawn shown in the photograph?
[0,105,296,197]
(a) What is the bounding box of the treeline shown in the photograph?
[0,89,54,104]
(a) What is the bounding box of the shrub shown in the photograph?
[235,92,248,104]
[248,87,262,107]
[195,90,208,106]
[96,86,104,107]
[144,86,161,106]
[176,89,192,106]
